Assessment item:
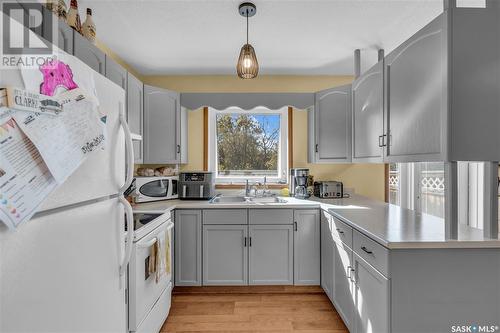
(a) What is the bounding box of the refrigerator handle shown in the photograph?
[119,112,134,195]
[119,196,134,279]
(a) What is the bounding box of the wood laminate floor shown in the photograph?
[160,286,349,333]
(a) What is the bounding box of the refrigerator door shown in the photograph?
[0,197,127,333]
[0,60,127,212]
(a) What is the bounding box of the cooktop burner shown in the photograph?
[132,213,162,231]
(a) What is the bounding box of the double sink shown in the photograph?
[209,195,288,205]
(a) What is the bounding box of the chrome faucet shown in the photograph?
[245,179,250,197]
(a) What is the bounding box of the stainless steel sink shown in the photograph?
[248,197,287,204]
[209,196,247,203]
[209,195,287,204]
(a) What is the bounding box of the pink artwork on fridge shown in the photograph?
[39,60,79,96]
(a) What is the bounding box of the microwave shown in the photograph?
[134,176,178,203]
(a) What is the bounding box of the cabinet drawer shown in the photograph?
[331,215,353,248]
[353,230,389,277]
[203,209,247,225]
[249,209,293,225]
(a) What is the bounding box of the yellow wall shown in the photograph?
[97,42,385,201]
[141,75,386,201]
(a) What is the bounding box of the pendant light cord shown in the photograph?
[246,9,249,45]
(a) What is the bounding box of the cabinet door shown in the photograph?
[203,225,248,285]
[105,56,127,90]
[313,84,352,163]
[174,210,202,286]
[73,32,105,74]
[248,225,293,285]
[56,19,74,54]
[127,73,143,163]
[40,8,73,54]
[352,61,384,162]
[320,211,334,301]
[333,239,355,332]
[294,210,320,285]
[144,85,181,164]
[354,253,390,333]
[384,14,446,162]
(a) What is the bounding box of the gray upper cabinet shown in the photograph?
[73,32,105,75]
[56,19,74,54]
[174,210,202,286]
[202,225,248,286]
[353,253,390,333]
[384,5,500,162]
[40,8,73,54]
[384,14,445,162]
[293,210,320,285]
[127,73,144,163]
[310,84,352,163]
[248,224,294,285]
[352,60,384,162]
[105,56,127,90]
[144,85,181,164]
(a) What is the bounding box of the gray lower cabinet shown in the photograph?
[73,32,105,75]
[174,210,202,286]
[320,211,334,301]
[248,224,294,285]
[353,253,390,333]
[105,56,127,90]
[144,85,181,164]
[126,73,144,163]
[202,225,248,285]
[352,60,384,162]
[293,210,320,285]
[333,239,355,332]
[309,84,352,163]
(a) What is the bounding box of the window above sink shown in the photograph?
[207,106,288,184]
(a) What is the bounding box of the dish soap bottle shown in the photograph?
[81,8,96,43]
[66,0,82,33]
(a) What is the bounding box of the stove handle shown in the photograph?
[138,237,157,248]
[119,196,134,279]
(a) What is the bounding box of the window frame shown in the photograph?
[389,162,486,226]
[207,106,289,184]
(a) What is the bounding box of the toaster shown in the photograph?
[313,181,344,199]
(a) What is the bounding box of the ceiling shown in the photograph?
[79,0,443,76]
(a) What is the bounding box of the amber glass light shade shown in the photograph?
[237,44,259,79]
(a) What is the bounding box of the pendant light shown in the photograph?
[236,2,259,79]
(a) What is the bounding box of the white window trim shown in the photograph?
[391,162,485,226]
[207,106,288,184]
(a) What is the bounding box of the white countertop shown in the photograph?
[132,195,500,249]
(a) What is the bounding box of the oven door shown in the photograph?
[129,221,173,331]
[137,179,171,202]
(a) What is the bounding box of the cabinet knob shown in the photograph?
[176,145,181,153]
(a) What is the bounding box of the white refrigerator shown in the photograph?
[0,54,135,331]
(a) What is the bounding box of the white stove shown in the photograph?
[128,210,173,333]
